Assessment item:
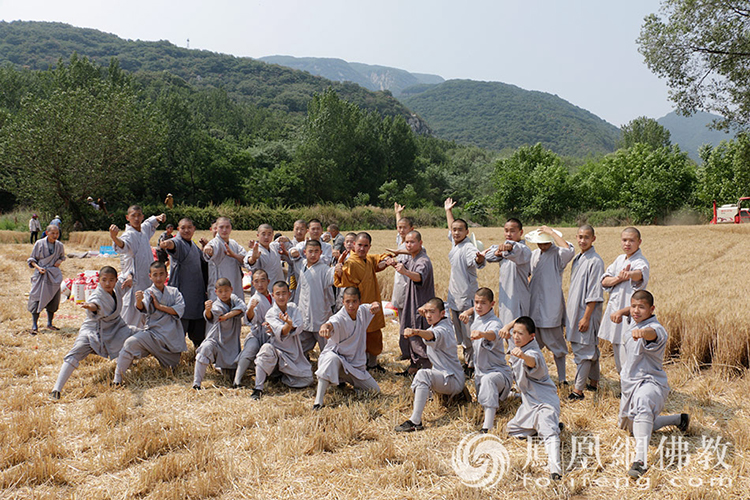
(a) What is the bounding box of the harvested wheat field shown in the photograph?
[2,225,749,499]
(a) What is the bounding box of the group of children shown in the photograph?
[35,201,687,481]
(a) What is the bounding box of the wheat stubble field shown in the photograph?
[1,225,750,499]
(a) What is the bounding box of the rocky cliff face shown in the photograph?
[407,113,432,136]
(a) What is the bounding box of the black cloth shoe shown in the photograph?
[367,364,386,373]
[312,404,323,411]
[628,460,647,479]
[479,428,489,434]
[678,413,690,432]
[568,391,584,401]
[585,383,598,391]
[550,473,562,481]
[49,390,61,401]
[232,383,241,389]
[250,389,262,400]
[394,419,424,432]
[192,385,201,390]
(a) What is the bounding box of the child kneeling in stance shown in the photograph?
[313,287,381,410]
[113,261,186,385]
[504,316,563,481]
[251,281,313,400]
[614,290,688,479]
[50,266,134,399]
[395,297,470,432]
[192,278,246,389]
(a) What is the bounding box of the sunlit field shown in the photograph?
[1,225,749,499]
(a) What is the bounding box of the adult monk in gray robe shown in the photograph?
[27,224,65,333]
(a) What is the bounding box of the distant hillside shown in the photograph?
[0,21,428,131]
[259,55,444,96]
[400,79,621,158]
[657,111,734,162]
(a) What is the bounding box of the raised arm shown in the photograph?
[444,198,456,228]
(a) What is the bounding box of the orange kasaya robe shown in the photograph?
[334,252,390,356]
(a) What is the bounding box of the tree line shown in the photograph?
[1,55,748,230]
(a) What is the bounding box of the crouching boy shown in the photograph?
[192,278,246,389]
[251,281,313,400]
[615,290,689,479]
[50,266,135,399]
[113,261,186,384]
[505,316,563,481]
[313,287,381,410]
[395,297,470,432]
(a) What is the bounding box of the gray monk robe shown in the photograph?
[399,248,435,369]
[315,304,379,390]
[27,236,65,313]
[254,302,313,389]
[116,216,159,327]
[64,283,135,366]
[197,294,246,369]
[205,236,247,301]
[121,284,187,368]
[485,240,532,325]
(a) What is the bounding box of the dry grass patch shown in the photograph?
[2,226,750,498]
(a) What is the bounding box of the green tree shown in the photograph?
[575,143,697,223]
[696,134,750,207]
[490,143,574,222]
[638,1,750,129]
[0,58,163,226]
[620,116,671,149]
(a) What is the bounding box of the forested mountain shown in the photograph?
[0,21,428,130]
[657,111,734,162]
[259,55,444,96]
[400,79,621,157]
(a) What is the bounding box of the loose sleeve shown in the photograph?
[585,259,605,304]
[630,257,650,290]
[484,245,502,263]
[171,290,186,319]
[601,259,618,292]
[505,241,532,265]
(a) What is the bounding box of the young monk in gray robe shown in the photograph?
[203,217,247,301]
[27,224,65,333]
[193,278,246,389]
[50,266,134,399]
[600,227,650,374]
[233,270,274,388]
[296,240,335,355]
[484,218,532,325]
[395,297,470,432]
[386,230,434,375]
[466,288,513,433]
[506,316,563,481]
[113,261,186,384]
[313,287,381,409]
[527,225,575,384]
[613,290,688,479]
[110,205,165,328]
[566,225,605,400]
[251,281,313,400]
[444,198,485,372]
[246,224,289,290]
[391,203,413,360]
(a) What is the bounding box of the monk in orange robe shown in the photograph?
[334,232,392,372]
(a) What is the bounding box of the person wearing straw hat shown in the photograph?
[525,225,574,385]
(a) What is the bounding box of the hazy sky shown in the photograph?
[0,0,671,126]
